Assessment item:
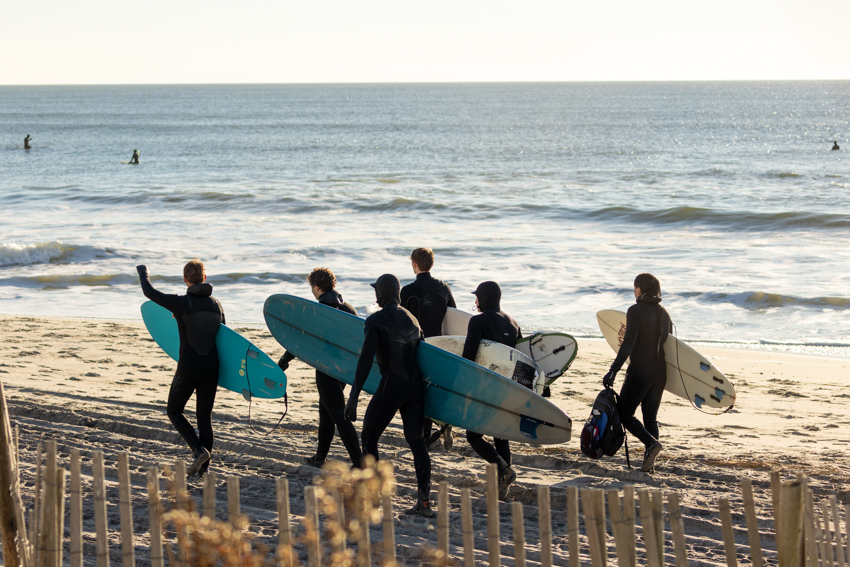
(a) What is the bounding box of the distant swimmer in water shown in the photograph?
[130,149,140,164]
[24,135,31,150]
[833,141,840,151]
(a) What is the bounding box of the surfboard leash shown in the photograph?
[672,323,733,416]
[247,393,289,436]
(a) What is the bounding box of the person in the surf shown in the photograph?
[137,259,224,479]
[833,141,841,151]
[462,281,522,500]
[24,135,31,150]
[345,274,433,517]
[602,273,671,473]
[400,247,456,451]
[278,267,363,469]
[130,149,140,164]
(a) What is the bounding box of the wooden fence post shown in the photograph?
[582,489,606,567]
[33,441,42,567]
[92,451,109,567]
[666,492,689,567]
[117,453,135,567]
[512,501,525,567]
[69,450,83,567]
[567,486,581,567]
[204,472,216,520]
[227,476,240,527]
[55,467,67,567]
[147,467,163,567]
[651,492,664,563]
[638,490,662,567]
[608,489,636,567]
[174,461,187,511]
[461,488,474,567]
[778,482,804,567]
[438,481,449,557]
[382,494,395,565]
[772,471,783,547]
[622,486,637,567]
[821,501,837,567]
[815,501,832,567]
[40,440,58,567]
[276,478,292,566]
[0,377,21,567]
[538,486,553,567]
[803,485,819,567]
[718,497,739,567]
[830,496,847,567]
[304,486,320,567]
[486,464,500,567]
[741,479,764,567]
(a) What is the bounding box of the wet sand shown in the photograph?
[2,314,849,566]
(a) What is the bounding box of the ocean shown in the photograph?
[1,82,848,353]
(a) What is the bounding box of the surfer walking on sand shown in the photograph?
[278,268,363,469]
[345,274,434,517]
[400,247,456,451]
[602,273,671,473]
[463,281,521,500]
[137,259,225,479]
[24,135,31,150]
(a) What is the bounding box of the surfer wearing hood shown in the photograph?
[462,281,522,500]
[345,274,433,517]
[278,268,362,469]
[137,259,225,479]
[400,247,457,450]
[602,273,671,473]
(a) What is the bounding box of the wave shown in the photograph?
[697,290,850,310]
[0,242,121,267]
[0,271,307,289]
[582,206,850,230]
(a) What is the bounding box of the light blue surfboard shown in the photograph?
[263,294,571,445]
[141,301,286,400]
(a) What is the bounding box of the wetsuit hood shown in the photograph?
[371,274,401,307]
[637,294,662,305]
[187,283,214,298]
[472,281,501,312]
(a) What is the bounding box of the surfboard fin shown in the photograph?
[699,362,710,371]
[694,394,705,408]
[264,377,278,389]
[242,389,252,402]
[519,415,542,440]
[715,388,726,400]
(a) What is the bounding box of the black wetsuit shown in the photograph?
[351,274,430,500]
[462,281,522,474]
[280,289,362,466]
[138,268,224,470]
[609,295,672,446]
[400,271,456,439]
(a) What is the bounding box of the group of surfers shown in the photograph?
[136,248,671,517]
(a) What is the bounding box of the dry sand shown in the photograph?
[2,314,849,566]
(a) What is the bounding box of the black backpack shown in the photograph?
[580,386,630,468]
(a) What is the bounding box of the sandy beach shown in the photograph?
[2,313,849,566]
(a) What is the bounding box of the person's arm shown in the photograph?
[136,265,184,312]
[461,315,485,361]
[278,350,296,371]
[345,325,380,421]
[216,299,226,326]
[445,285,456,309]
[604,307,641,387]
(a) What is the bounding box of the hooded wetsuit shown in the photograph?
[351,274,431,500]
[280,289,362,466]
[609,295,672,446]
[462,281,522,474]
[400,272,456,339]
[138,268,224,467]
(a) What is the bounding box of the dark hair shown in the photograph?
[410,248,435,272]
[308,267,336,292]
[633,273,661,297]
[183,258,205,284]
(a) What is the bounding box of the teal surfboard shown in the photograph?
[263,294,571,445]
[141,301,286,400]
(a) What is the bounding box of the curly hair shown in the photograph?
[308,267,336,292]
[183,258,206,285]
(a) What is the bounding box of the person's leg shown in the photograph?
[399,398,431,500]
[494,438,511,468]
[465,431,509,472]
[316,373,362,466]
[194,374,218,454]
[640,378,666,441]
[167,373,203,451]
[618,372,656,447]
[313,375,336,463]
[360,388,398,462]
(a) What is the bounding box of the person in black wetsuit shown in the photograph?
[400,247,456,450]
[833,141,841,151]
[602,273,671,473]
[24,135,31,150]
[137,259,224,479]
[344,274,433,517]
[462,281,522,500]
[278,267,363,469]
[130,149,140,164]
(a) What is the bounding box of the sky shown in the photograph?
[3,0,849,84]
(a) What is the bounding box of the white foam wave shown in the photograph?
[0,241,73,267]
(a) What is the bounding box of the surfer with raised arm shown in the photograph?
[345,274,433,517]
[462,281,522,500]
[400,247,456,450]
[24,135,31,150]
[137,259,224,479]
[602,273,671,473]
[278,268,362,469]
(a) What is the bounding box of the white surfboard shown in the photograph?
[425,336,545,395]
[441,307,578,383]
[596,309,736,411]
